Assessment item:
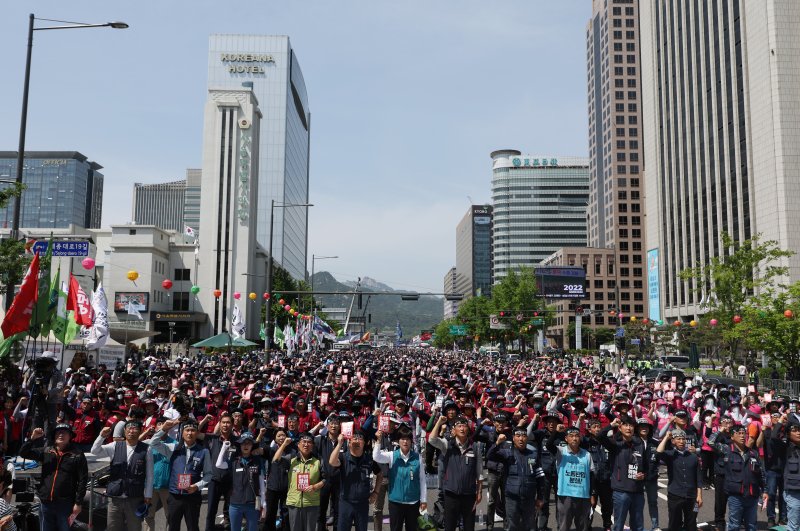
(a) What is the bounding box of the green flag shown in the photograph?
[259,323,266,340]
[273,324,285,349]
[0,332,26,359]
[30,237,54,338]
[51,274,79,346]
[336,328,344,337]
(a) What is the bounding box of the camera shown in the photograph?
[32,358,56,388]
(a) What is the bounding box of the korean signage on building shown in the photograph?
[511,157,559,168]
[33,240,89,256]
[647,248,661,322]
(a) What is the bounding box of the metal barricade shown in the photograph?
[87,464,110,530]
[760,378,800,398]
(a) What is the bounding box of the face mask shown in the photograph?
[658,406,668,414]
[731,406,739,414]
[706,399,715,408]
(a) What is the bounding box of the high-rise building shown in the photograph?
[443,267,460,319]
[132,181,187,232]
[640,1,800,322]
[197,87,267,336]
[0,151,103,229]
[208,35,311,280]
[183,169,202,230]
[586,0,647,322]
[131,169,203,233]
[455,205,494,298]
[490,151,590,281]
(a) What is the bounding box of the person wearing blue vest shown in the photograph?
[373,425,427,531]
[429,414,482,531]
[486,425,544,531]
[215,432,267,531]
[149,417,213,531]
[144,417,174,531]
[708,423,767,531]
[91,419,154,531]
[547,426,593,531]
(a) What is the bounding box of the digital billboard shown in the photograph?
[114,292,149,312]
[647,248,661,322]
[534,266,586,299]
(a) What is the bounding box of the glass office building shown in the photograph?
[490,151,589,280]
[455,205,493,298]
[207,35,311,280]
[0,151,103,229]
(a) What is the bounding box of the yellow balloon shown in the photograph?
[630,316,637,322]
[248,292,257,300]
[690,320,698,327]
[127,270,139,282]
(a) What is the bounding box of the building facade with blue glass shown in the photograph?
[491,151,590,281]
[207,35,311,281]
[0,151,103,229]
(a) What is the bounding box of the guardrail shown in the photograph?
[760,378,800,398]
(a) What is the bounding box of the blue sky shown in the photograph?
[1,1,591,292]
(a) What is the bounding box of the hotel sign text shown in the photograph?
[220,53,275,74]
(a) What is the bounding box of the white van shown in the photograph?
[661,355,690,368]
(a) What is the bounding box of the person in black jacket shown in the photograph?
[266,429,297,531]
[583,418,612,531]
[636,419,660,531]
[656,429,703,531]
[712,416,733,530]
[215,432,267,531]
[476,412,512,530]
[768,415,799,528]
[486,426,544,531]
[328,430,382,531]
[598,415,647,531]
[20,424,89,531]
[763,412,788,526]
[200,413,237,531]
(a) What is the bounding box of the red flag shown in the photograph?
[67,274,93,327]
[1,254,40,338]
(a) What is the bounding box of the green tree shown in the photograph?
[0,182,27,301]
[740,283,800,378]
[455,295,492,345]
[490,267,547,353]
[679,233,794,360]
[433,318,458,349]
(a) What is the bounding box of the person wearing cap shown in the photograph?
[476,412,512,530]
[599,415,648,531]
[328,429,383,531]
[266,429,297,531]
[709,416,734,530]
[91,419,154,531]
[215,432,267,531]
[582,418,613,531]
[314,413,343,531]
[372,424,427,531]
[546,425,593,531]
[759,411,788,527]
[655,428,703,531]
[70,396,101,452]
[20,423,88,530]
[707,422,767,531]
[636,419,661,531]
[370,409,400,531]
[199,412,237,531]
[529,411,562,531]
[487,425,544,531]
[766,415,799,528]
[149,418,214,531]
[275,431,326,531]
[429,414,481,531]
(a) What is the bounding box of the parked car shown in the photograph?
[660,355,691,368]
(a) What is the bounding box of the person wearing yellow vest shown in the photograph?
[275,431,326,531]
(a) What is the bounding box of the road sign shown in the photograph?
[531,319,544,326]
[33,240,89,257]
[489,315,509,330]
[516,313,524,321]
[449,325,468,336]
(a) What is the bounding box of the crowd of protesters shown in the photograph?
[2,346,800,531]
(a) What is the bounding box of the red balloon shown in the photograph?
[162,279,173,290]
[213,289,222,298]
[263,292,270,300]
[733,315,742,323]
[279,298,285,305]
[673,320,682,327]
[642,318,649,324]
[785,310,794,318]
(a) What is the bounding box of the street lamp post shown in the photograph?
[6,14,127,310]
[311,254,338,313]
[265,200,312,357]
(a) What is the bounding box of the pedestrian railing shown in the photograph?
[760,378,800,398]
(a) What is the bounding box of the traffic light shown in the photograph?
[533,311,538,317]
[576,306,583,315]
[499,311,505,317]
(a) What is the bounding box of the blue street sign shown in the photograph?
[615,327,625,338]
[33,240,89,257]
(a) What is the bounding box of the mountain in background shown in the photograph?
[313,272,443,334]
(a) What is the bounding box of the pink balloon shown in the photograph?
[284,304,291,311]
[233,292,241,300]
[81,257,95,270]
[710,318,718,326]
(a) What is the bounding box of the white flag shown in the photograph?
[86,283,109,349]
[127,300,143,320]
[231,305,246,339]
